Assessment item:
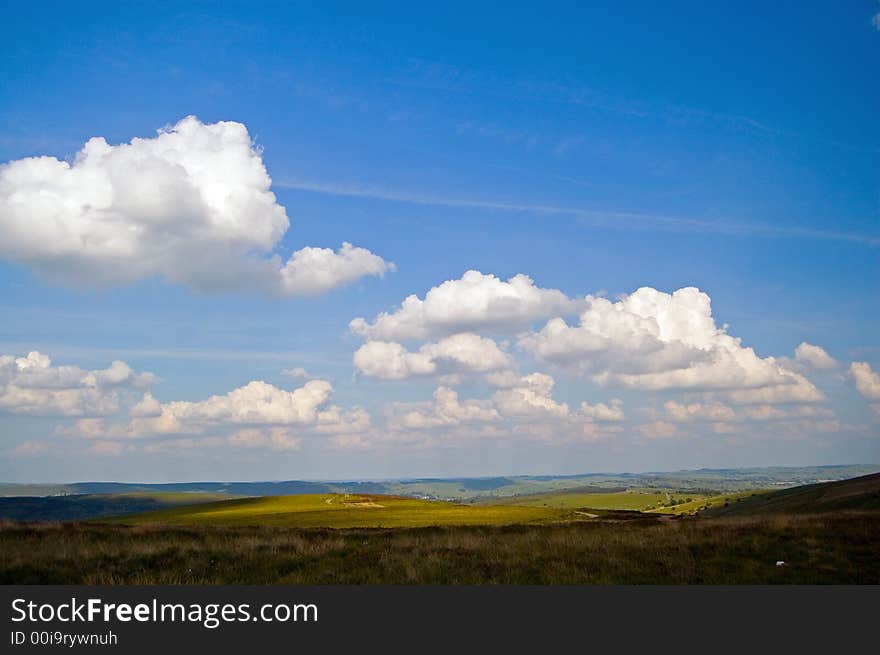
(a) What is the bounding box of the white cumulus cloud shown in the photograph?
[125,379,335,436]
[353,333,513,380]
[792,342,838,370]
[491,373,570,419]
[62,377,371,447]
[350,270,579,341]
[387,386,500,430]
[661,399,833,424]
[850,362,880,401]
[663,400,736,423]
[579,398,625,421]
[519,286,823,404]
[0,116,392,295]
[383,372,616,439]
[280,242,394,295]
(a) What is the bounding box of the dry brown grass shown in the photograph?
[1,511,877,584]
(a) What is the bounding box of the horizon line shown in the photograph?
[4,462,877,487]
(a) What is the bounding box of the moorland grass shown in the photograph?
[2,511,877,584]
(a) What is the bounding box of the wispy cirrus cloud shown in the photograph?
[277,177,880,246]
[387,58,879,154]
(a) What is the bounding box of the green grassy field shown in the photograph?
[482,489,697,511]
[108,493,574,528]
[647,490,766,515]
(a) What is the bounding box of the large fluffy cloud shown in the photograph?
[353,332,513,380]
[350,270,579,340]
[0,116,392,294]
[519,286,823,404]
[0,351,154,417]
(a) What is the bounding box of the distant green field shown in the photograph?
[107,494,572,528]
[484,490,687,511]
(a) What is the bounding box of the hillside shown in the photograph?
[706,473,880,516]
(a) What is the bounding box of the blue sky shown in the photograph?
[0,2,878,482]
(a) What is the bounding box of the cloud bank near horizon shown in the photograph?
[4,272,873,460]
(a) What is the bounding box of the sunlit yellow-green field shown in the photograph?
[107,494,573,528]
[484,491,688,511]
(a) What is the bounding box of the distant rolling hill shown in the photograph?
[706,472,880,516]
[3,466,879,523]
[0,492,237,522]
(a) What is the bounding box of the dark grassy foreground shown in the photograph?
[2,511,878,584]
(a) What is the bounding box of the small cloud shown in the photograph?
[850,361,880,401]
[281,367,312,380]
[228,427,301,451]
[10,441,48,457]
[638,420,678,439]
[793,342,837,370]
[87,441,124,456]
[553,136,584,156]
